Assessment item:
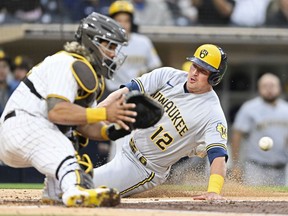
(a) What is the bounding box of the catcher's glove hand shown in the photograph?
[125,90,164,130]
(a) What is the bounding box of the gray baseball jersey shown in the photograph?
[233,97,288,166]
[93,67,228,196]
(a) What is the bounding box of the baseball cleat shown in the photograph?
[41,191,62,205]
[41,177,62,205]
[62,186,120,207]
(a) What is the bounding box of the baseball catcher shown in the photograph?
[0,12,139,207]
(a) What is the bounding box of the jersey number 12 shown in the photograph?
[150,126,174,151]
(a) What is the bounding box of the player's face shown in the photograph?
[0,60,10,83]
[113,13,132,34]
[186,63,212,94]
[14,68,28,81]
[99,41,117,59]
[258,75,281,103]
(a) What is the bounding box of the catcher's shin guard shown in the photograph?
[76,153,93,178]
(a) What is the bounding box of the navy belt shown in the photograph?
[4,111,16,122]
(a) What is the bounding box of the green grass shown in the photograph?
[0,183,43,189]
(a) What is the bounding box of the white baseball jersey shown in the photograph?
[93,67,228,196]
[0,51,95,192]
[105,33,162,91]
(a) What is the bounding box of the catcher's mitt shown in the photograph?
[125,90,164,130]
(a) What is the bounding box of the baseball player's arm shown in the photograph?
[76,122,107,141]
[193,156,226,200]
[47,95,136,130]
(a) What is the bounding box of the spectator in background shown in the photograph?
[0,1,8,23]
[12,55,33,81]
[266,0,288,27]
[40,0,62,23]
[230,0,271,27]
[0,50,15,117]
[193,0,234,26]
[61,0,114,23]
[231,73,288,186]
[10,55,33,88]
[0,0,42,23]
[165,0,198,26]
[132,0,174,26]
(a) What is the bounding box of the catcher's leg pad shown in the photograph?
[70,131,89,152]
[76,153,94,178]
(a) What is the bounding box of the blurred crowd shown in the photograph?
[0,0,287,27]
[0,50,33,116]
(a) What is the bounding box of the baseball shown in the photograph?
[258,137,273,151]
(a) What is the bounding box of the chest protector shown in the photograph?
[56,52,105,135]
[68,52,105,106]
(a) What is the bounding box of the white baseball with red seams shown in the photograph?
[258,137,273,151]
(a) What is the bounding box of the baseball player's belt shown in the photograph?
[129,138,148,166]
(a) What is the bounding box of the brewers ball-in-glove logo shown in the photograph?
[200,49,208,58]
[216,123,227,140]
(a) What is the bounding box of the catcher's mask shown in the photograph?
[75,12,128,79]
[187,44,227,86]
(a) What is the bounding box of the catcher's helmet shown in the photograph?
[109,1,134,17]
[75,12,128,79]
[187,44,227,86]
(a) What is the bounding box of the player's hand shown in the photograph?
[98,87,129,108]
[104,94,137,130]
[192,192,225,200]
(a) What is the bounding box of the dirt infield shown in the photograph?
[1,183,288,216]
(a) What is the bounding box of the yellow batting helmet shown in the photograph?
[187,44,227,86]
[109,1,134,17]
